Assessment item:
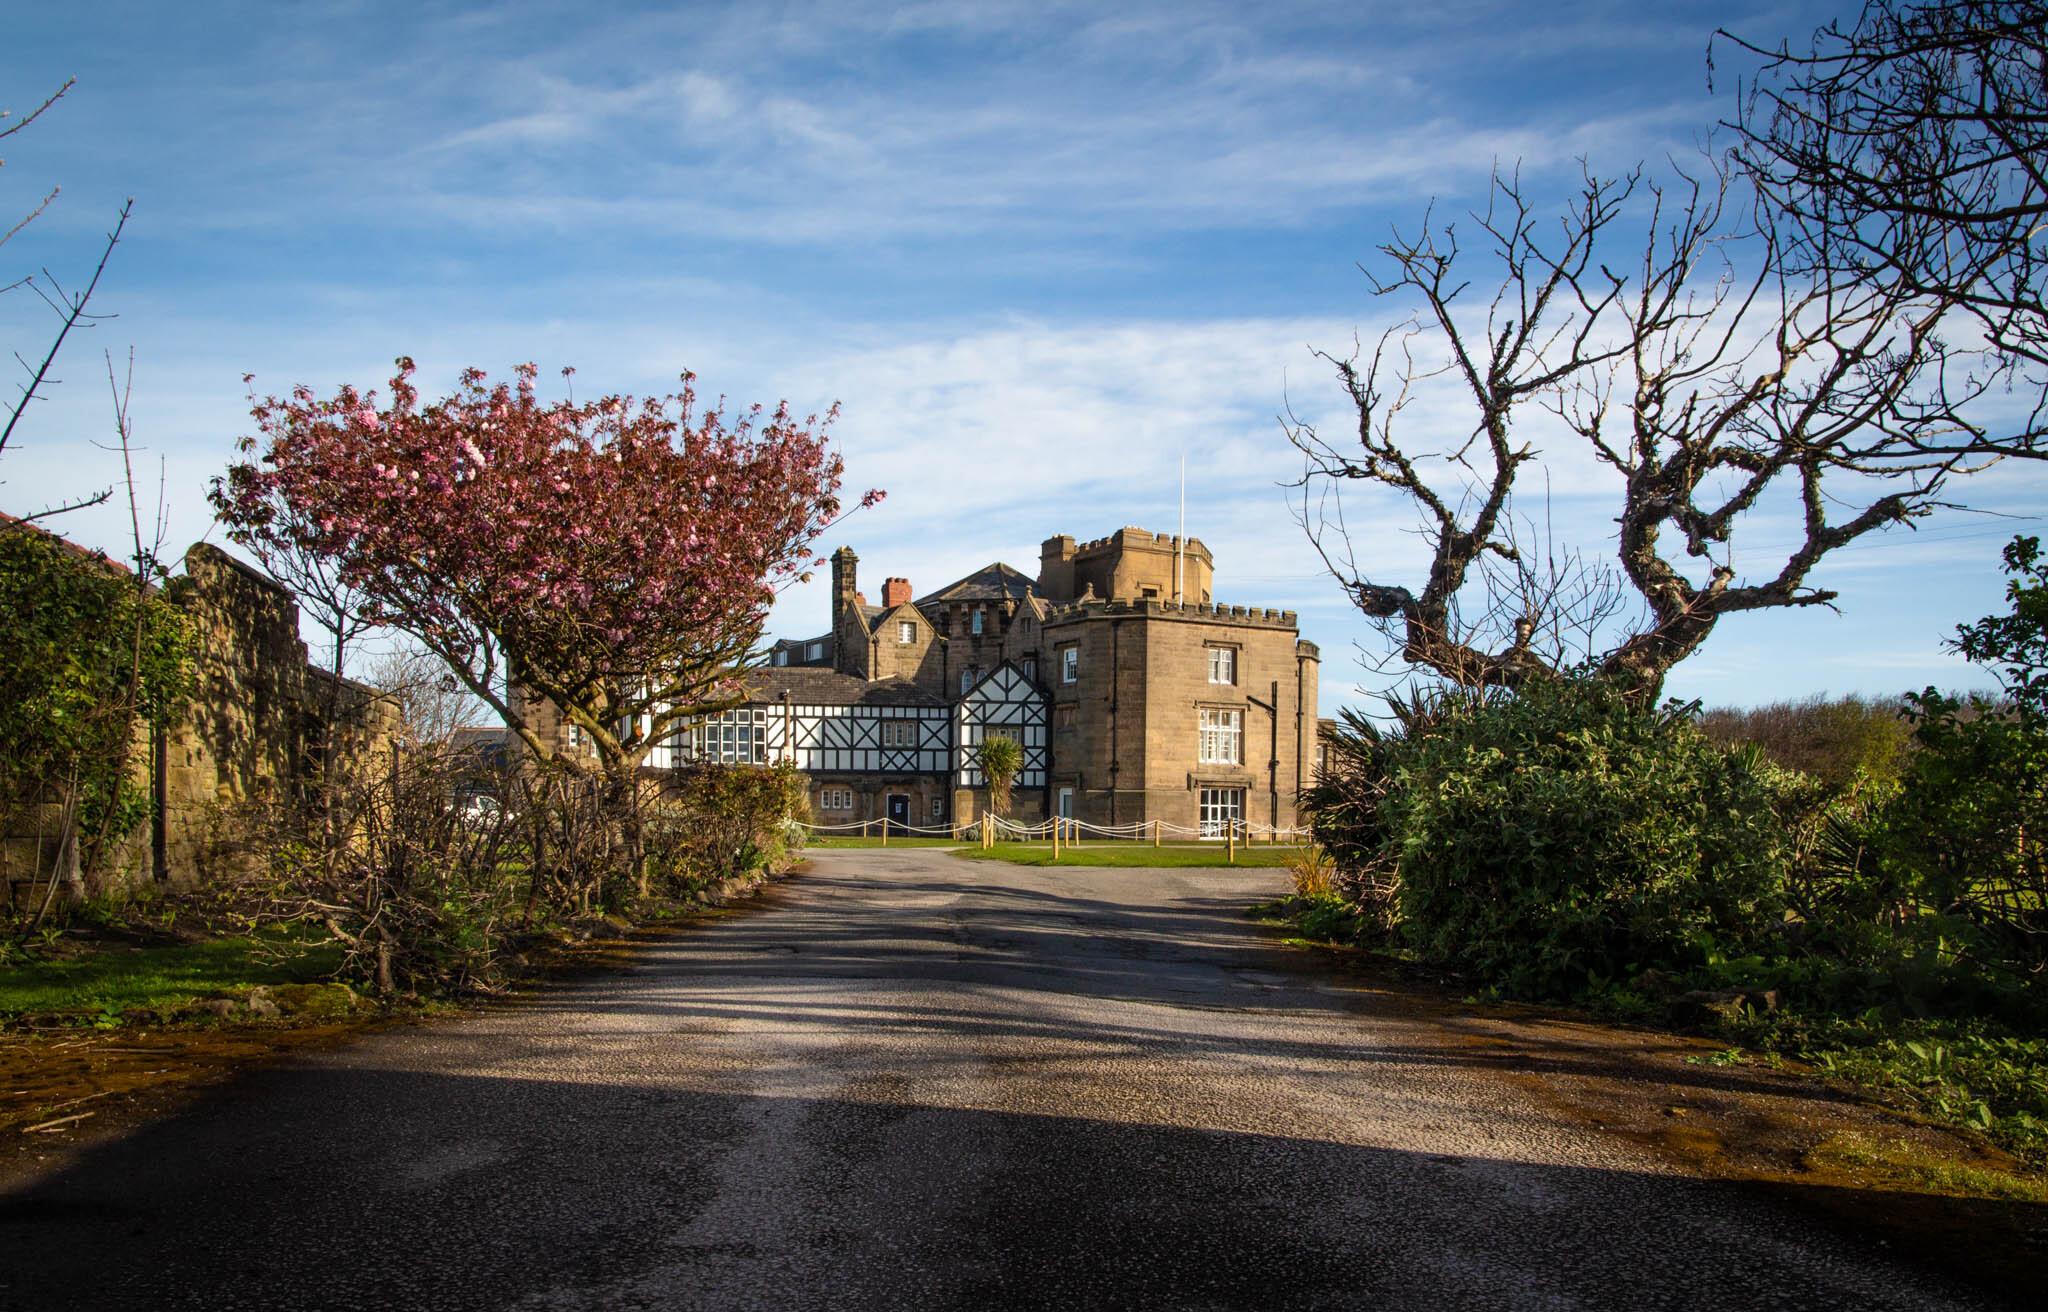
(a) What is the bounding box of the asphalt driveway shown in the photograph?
[0,848,1998,1309]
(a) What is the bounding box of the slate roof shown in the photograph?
[915,562,1036,607]
[774,632,836,665]
[744,667,944,707]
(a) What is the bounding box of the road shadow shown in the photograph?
[504,858,1863,1109]
[0,1065,2023,1310]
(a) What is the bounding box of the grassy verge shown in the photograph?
[0,933,343,1025]
[955,842,1302,868]
[1261,893,2048,1170]
[1721,1015,2048,1168]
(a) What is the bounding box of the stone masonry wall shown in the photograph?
[1043,599,1318,833]
[155,544,400,890]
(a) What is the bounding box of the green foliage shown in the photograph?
[0,526,191,877]
[975,734,1023,817]
[1387,678,1791,997]
[1302,707,1408,879]
[1732,1011,2048,1166]
[654,761,808,888]
[0,932,340,1021]
[1953,535,2048,717]
[1697,693,1912,792]
[1877,691,2048,982]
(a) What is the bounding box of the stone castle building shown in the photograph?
[636,526,1320,836]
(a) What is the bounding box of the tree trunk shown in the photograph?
[598,756,648,901]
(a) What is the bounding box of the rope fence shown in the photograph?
[797,816,1312,846]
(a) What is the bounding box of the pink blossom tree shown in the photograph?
[213,359,878,884]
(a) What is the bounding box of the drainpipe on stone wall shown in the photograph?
[1246,681,1280,832]
[1107,618,1121,825]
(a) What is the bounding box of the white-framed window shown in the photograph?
[774,649,788,666]
[1207,646,1237,685]
[1199,787,1244,838]
[930,796,945,820]
[693,709,766,764]
[1021,656,1037,680]
[959,665,982,695]
[807,641,824,661]
[820,786,853,811]
[985,725,1019,747]
[1198,707,1242,765]
[1060,646,1079,684]
[971,609,985,635]
[882,719,915,748]
[566,722,585,748]
[1057,787,1074,819]
[898,620,917,644]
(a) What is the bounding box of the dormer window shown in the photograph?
[898,620,917,644]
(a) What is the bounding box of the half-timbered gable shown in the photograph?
[526,524,1319,833]
[954,662,1049,790]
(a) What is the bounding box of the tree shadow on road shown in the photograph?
[0,1064,2028,1310]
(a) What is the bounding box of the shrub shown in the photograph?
[1697,693,1912,792]
[1388,678,1791,997]
[240,742,522,995]
[1877,692,2048,986]
[1302,708,1408,886]
[654,761,808,889]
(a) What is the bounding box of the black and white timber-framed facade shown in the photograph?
[650,664,1036,830]
[530,526,1319,835]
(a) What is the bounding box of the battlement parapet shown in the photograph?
[1041,597,1297,629]
[1070,526,1210,556]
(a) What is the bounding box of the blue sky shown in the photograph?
[3,1,2037,715]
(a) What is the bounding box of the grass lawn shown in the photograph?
[954,842,1304,869]
[0,934,342,1021]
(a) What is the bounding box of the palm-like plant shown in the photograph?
[975,733,1023,818]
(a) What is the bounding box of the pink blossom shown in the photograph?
[213,359,878,770]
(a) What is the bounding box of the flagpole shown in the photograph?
[1176,454,1186,605]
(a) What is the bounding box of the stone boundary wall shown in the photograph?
[1,541,399,906]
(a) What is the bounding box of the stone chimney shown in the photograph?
[831,546,859,630]
[881,577,913,610]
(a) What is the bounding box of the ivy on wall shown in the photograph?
[0,525,192,887]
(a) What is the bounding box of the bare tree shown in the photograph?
[2,78,133,523]
[364,643,492,748]
[1717,2,2048,395]
[1289,158,2042,702]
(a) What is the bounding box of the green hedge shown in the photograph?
[1387,679,1791,997]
